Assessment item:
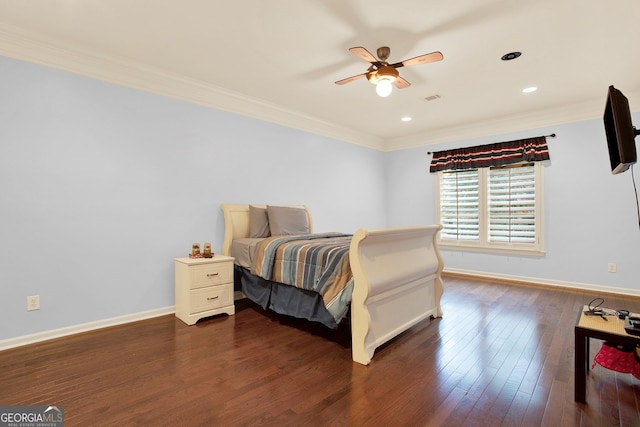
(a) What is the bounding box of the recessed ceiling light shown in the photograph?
[522,86,538,93]
[501,51,522,61]
[401,116,412,122]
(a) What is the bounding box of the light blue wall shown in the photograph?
[0,56,386,341]
[2,53,639,343]
[386,119,640,292]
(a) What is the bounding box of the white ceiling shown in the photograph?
[1,0,639,151]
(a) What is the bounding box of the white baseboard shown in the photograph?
[444,268,640,297]
[0,306,175,352]
[3,270,638,352]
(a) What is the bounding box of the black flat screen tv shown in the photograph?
[604,85,638,174]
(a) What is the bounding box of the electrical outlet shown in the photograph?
[608,263,617,273]
[27,295,40,311]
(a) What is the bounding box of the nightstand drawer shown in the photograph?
[189,284,233,314]
[190,262,233,289]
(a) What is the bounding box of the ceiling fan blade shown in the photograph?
[392,51,444,68]
[335,73,366,85]
[394,76,411,89]
[349,46,378,63]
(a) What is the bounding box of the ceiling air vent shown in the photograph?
[501,51,522,61]
[424,94,441,101]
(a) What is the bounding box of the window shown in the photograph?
[439,168,479,241]
[436,162,544,255]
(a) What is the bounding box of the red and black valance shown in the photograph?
[429,136,551,173]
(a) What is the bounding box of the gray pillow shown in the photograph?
[267,205,310,236]
[249,205,270,238]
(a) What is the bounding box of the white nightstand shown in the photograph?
[174,255,235,325]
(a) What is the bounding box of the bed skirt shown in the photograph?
[234,265,340,329]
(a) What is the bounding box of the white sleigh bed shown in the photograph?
[221,204,444,365]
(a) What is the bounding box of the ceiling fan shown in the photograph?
[335,46,443,97]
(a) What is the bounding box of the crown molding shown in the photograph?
[0,23,385,151]
[384,90,640,151]
[384,108,590,151]
[2,23,637,153]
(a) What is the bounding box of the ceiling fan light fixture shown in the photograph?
[367,65,399,85]
[377,65,399,83]
[367,65,398,97]
[376,79,393,97]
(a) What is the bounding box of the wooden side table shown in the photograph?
[574,306,640,403]
[174,255,235,325]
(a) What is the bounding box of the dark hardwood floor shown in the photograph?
[2,275,640,426]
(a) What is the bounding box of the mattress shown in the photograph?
[230,238,265,269]
[231,233,354,328]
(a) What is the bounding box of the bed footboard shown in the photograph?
[349,225,443,365]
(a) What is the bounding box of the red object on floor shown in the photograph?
[592,342,640,379]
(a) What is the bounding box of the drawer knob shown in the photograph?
[207,296,219,301]
[206,273,219,277]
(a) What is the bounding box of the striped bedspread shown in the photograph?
[252,233,354,323]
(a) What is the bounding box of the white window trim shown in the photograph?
[435,162,545,256]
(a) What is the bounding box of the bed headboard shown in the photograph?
[220,204,312,256]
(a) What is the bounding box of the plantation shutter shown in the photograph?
[488,163,537,243]
[440,168,479,241]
